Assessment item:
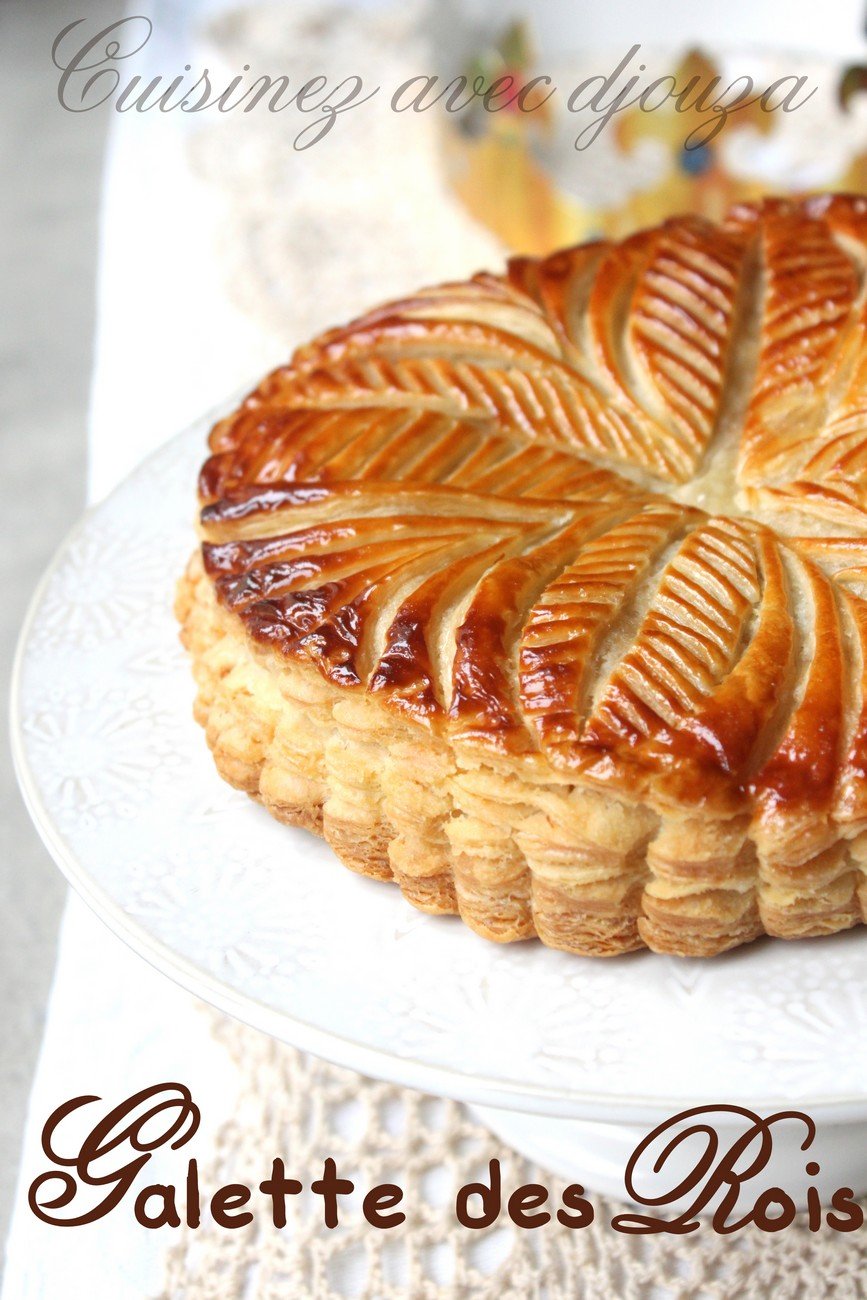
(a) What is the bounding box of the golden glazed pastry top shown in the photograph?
[196,195,867,878]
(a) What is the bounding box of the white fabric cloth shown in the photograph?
[3,901,240,1300]
[4,2,266,1293]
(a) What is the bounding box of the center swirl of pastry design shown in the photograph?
[182,195,867,956]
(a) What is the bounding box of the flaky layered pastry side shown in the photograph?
[177,195,867,957]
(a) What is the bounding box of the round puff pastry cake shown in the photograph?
[177,194,867,958]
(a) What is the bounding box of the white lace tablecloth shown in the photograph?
[5,3,867,1295]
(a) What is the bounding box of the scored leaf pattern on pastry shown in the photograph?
[186,195,867,955]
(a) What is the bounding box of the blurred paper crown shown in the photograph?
[442,22,867,253]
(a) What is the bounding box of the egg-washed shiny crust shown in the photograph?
[177,195,867,957]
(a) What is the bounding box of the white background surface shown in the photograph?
[5,0,867,1293]
[3,0,273,1290]
[0,0,110,1248]
[0,0,274,1281]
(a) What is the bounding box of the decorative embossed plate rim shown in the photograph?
[11,406,867,1121]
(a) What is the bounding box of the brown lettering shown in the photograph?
[310,1158,354,1229]
[455,1160,501,1228]
[507,1184,550,1228]
[362,1184,405,1228]
[211,1184,253,1228]
[134,1184,180,1229]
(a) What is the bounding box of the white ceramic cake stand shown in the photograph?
[12,417,867,1211]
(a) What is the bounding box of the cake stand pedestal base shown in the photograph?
[469,1104,867,1214]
